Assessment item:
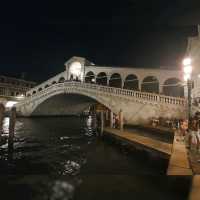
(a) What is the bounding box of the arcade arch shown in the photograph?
[141,76,159,93]
[96,72,107,85]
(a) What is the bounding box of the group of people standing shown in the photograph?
[180,118,200,152]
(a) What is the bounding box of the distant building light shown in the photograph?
[5,101,17,108]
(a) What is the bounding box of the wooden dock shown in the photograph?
[189,175,200,200]
[104,127,172,156]
[167,132,193,175]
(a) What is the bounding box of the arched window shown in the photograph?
[52,81,57,85]
[109,73,122,88]
[141,76,159,93]
[124,74,139,90]
[45,84,49,88]
[163,78,184,97]
[85,71,95,83]
[38,88,42,92]
[58,77,65,83]
[96,72,107,85]
[32,91,36,95]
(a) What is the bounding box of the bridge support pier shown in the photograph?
[119,110,124,131]
[0,104,5,137]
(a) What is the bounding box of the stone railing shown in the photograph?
[17,81,186,107]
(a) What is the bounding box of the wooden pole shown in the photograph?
[100,111,104,136]
[110,111,113,128]
[0,104,5,137]
[119,109,124,131]
[8,107,16,152]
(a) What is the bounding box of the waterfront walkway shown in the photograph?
[104,127,193,176]
[167,131,193,175]
[104,127,172,156]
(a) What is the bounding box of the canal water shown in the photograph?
[0,117,191,200]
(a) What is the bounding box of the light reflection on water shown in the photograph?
[0,117,192,200]
[2,117,10,134]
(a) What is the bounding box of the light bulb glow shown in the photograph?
[184,65,192,74]
[183,58,192,66]
[184,74,191,81]
[70,62,82,77]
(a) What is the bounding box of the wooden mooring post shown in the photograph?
[8,107,16,153]
[100,111,104,136]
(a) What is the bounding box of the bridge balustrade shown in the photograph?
[19,81,186,108]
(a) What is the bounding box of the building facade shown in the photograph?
[0,75,36,97]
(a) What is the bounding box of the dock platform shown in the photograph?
[104,127,172,156]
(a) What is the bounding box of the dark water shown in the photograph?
[0,117,191,200]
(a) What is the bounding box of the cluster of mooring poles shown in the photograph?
[91,104,124,136]
[0,104,16,157]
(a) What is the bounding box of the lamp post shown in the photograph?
[183,58,193,129]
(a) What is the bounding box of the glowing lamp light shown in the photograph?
[184,74,191,81]
[5,101,17,108]
[183,58,192,66]
[183,65,192,74]
[70,62,82,77]
[16,94,25,99]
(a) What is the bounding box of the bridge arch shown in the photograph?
[45,84,49,88]
[32,91,36,95]
[123,74,139,90]
[163,78,184,97]
[109,73,122,88]
[38,88,42,92]
[52,81,57,85]
[58,77,65,83]
[96,72,107,85]
[24,86,117,117]
[141,76,159,93]
[85,71,95,83]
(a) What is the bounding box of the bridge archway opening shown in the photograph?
[163,78,184,97]
[109,73,122,88]
[52,81,57,85]
[96,72,107,85]
[58,77,65,83]
[85,71,95,83]
[124,74,139,90]
[45,84,49,88]
[31,93,112,117]
[38,88,42,92]
[32,91,36,95]
[141,76,159,93]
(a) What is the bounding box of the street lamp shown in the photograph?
[183,57,193,129]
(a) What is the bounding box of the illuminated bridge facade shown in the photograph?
[15,56,190,125]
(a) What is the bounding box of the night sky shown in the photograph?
[0,0,199,83]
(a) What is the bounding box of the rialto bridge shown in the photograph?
[15,56,193,125]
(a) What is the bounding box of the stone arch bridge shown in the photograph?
[16,56,190,125]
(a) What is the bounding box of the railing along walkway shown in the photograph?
[17,82,186,107]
